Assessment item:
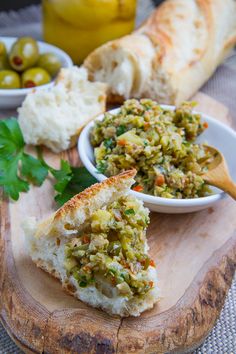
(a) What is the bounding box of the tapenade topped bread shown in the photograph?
[24,170,159,317]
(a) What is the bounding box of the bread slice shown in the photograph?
[23,170,159,317]
[18,66,107,153]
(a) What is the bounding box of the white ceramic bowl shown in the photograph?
[0,37,73,109]
[78,106,236,213]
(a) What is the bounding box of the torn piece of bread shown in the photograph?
[84,0,236,105]
[84,34,156,102]
[18,66,107,153]
[23,170,159,317]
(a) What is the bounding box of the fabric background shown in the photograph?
[0,0,236,353]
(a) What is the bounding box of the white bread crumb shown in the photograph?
[18,66,107,153]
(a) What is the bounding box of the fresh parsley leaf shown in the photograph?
[79,281,87,288]
[54,166,97,207]
[103,138,114,149]
[0,118,98,205]
[0,118,48,200]
[0,118,24,158]
[36,149,97,206]
[124,208,135,215]
[0,156,29,200]
[21,153,48,186]
[96,161,107,174]
[116,125,126,136]
[50,160,73,193]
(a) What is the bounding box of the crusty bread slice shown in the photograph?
[24,170,159,317]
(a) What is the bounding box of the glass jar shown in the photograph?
[42,0,137,64]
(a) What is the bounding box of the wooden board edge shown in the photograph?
[116,234,236,354]
[0,197,50,354]
[170,235,236,354]
[43,308,120,354]
[0,317,38,354]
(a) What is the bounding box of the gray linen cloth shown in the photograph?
[0,1,236,353]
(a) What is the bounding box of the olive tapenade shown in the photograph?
[92,99,213,199]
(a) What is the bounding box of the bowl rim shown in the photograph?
[78,105,236,208]
[0,36,73,96]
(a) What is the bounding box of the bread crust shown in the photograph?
[55,169,136,219]
[34,170,136,239]
[84,0,236,105]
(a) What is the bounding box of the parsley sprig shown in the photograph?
[0,118,97,206]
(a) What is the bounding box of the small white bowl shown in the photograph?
[78,106,236,213]
[0,36,73,109]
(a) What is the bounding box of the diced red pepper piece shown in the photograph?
[150,259,155,267]
[155,175,165,186]
[144,122,150,130]
[133,185,144,192]
[117,139,126,146]
[82,235,90,244]
[111,276,116,286]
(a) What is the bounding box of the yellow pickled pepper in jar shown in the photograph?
[42,0,137,64]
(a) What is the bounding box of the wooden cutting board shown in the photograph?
[0,93,235,354]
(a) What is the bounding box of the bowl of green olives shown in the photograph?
[0,36,73,109]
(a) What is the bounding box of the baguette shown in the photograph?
[23,170,159,317]
[84,0,236,105]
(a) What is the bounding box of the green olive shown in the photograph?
[0,41,10,70]
[22,67,51,88]
[9,37,39,72]
[0,70,21,89]
[37,52,62,77]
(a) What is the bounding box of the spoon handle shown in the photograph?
[224,180,236,200]
[212,179,236,200]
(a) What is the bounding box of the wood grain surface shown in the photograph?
[0,93,236,354]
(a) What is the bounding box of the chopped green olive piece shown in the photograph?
[116,282,132,296]
[117,130,144,146]
[64,257,77,272]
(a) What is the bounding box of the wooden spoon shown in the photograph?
[201,145,236,200]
